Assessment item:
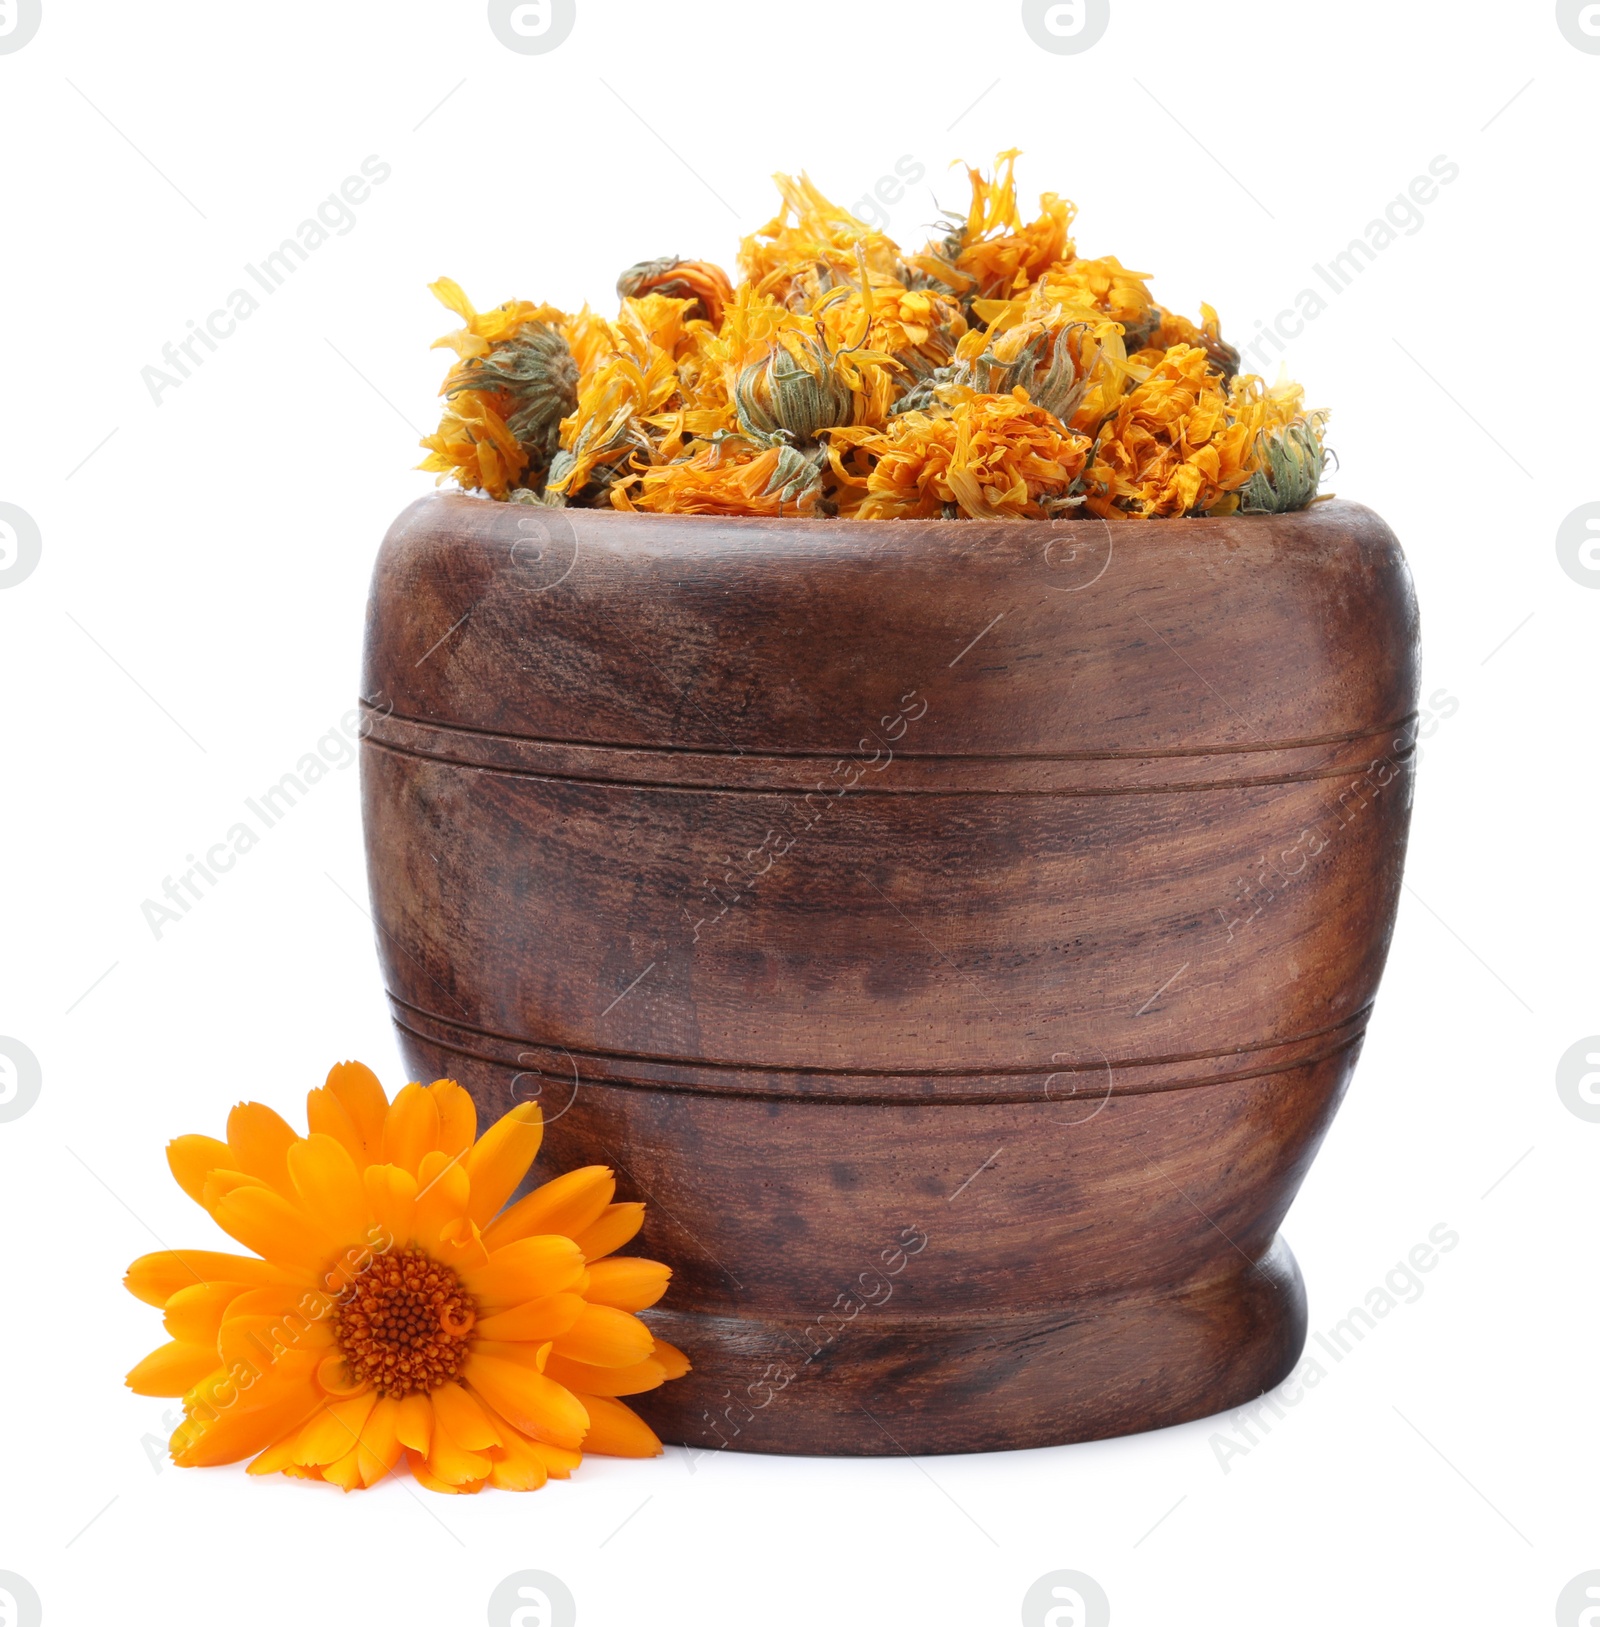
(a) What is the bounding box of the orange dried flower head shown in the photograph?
[617,257,734,329]
[831,393,1092,520]
[124,1063,687,1493]
[1088,343,1262,518]
[420,390,527,501]
[615,438,825,517]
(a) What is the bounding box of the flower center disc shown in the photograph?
[333,1246,477,1398]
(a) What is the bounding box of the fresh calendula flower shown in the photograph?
[124,1063,687,1493]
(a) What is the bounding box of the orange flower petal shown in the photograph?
[395,1391,433,1454]
[245,1428,303,1477]
[406,1448,485,1494]
[291,1391,378,1467]
[431,1380,503,1452]
[482,1165,615,1250]
[323,1444,365,1492]
[172,1367,324,1468]
[363,1163,418,1251]
[578,1394,664,1458]
[226,1102,302,1198]
[465,1235,587,1312]
[381,1083,440,1175]
[124,1249,294,1308]
[209,1185,332,1277]
[571,1203,645,1262]
[357,1396,404,1487]
[549,1304,655,1369]
[428,1079,477,1158]
[126,1342,222,1397]
[475,1291,586,1343]
[464,1354,589,1450]
[651,1338,691,1381]
[463,1103,543,1227]
[543,1353,666,1398]
[582,1257,671,1311]
[162,1281,248,1344]
[165,1135,233,1208]
[485,1425,551,1492]
[286,1133,368,1246]
[326,1061,390,1151]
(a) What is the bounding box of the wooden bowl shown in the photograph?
[360,493,1418,1456]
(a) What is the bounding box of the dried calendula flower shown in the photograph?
[614,436,826,516]
[445,322,579,476]
[830,393,1093,520]
[417,150,1328,519]
[616,257,734,328]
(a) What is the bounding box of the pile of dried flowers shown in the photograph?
[421,151,1326,521]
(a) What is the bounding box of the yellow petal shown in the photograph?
[286,1133,369,1246]
[320,1061,390,1161]
[166,1135,233,1208]
[126,1342,221,1397]
[482,1165,612,1250]
[162,1281,247,1344]
[531,1441,582,1478]
[651,1338,691,1380]
[358,1396,404,1487]
[464,1235,586,1312]
[579,1394,664,1458]
[323,1445,365,1491]
[382,1083,440,1175]
[245,1428,303,1477]
[582,1257,671,1311]
[571,1202,645,1262]
[363,1163,418,1251]
[485,1425,551,1491]
[406,1448,486,1494]
[226,1102,302,1198]
[425,1426,494,1486]
[414,1150,471,1251]
[124,1249,294,1308]
[465,1354,589,1451]
[217,1307,333,1374]
[543,1352,667,1397]
[210,1185,332,1277]
[463,1103,543,1227]
[428,1079,477,1158]
[395,1391,433,1454]
[432,1380,503,1451]
[305,1088,366,1166]
[550,1304,655,1369]
[292,1392,378,1467]
[475,1292,586,1343]
[172,1370,322,1468]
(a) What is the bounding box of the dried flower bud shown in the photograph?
[734,334,857,445]
[961,322,1089,425]
[447,322,579,467]
[1239,416,1328,514]
[616,257,734,328]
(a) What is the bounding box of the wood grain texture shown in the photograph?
[360,493,1419,1454]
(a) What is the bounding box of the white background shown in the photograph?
[1,1,1594,1623]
